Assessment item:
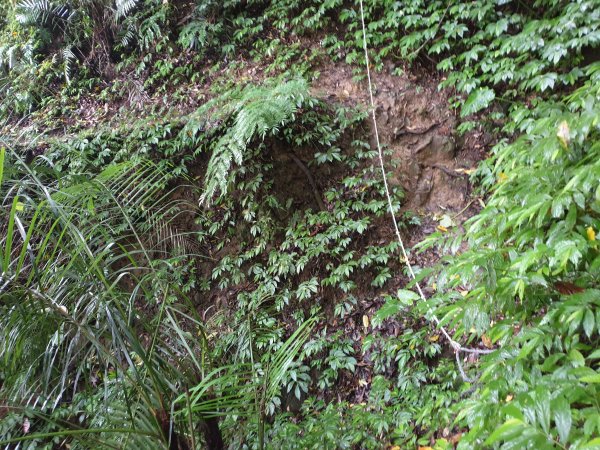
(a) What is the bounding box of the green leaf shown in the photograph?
[583,309,595,338]
[537,73,557,92]
[535,395,551,434]
[397,289,420,306]
[580,438,600,450]
[502,403,525,421]
[461,87,495,117]
[0,147,5,188]
[485,418,525,445]
[3,195,19,273]
[553,397,571,444]
[373,295,409,326]
[568,349,585,367]
[579,374,600,384]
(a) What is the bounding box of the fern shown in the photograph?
[201,78,312,204]
[115,0,138,20]
[16,0,70,27]
[178,20,209,50]
[61,45,75,83]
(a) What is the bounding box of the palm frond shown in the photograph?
[0,148,209,448]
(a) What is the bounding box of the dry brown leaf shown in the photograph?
[482,334,493,348]
[554,281,585,295]
[362,314,370,329]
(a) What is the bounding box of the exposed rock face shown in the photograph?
[313,64,484,212]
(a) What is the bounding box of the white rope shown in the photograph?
[357,0,493,382]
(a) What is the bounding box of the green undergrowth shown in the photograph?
[1,0,599,449]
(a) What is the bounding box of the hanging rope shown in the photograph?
[357,0,494,382]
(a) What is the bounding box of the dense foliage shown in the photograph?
[0,0,598,449]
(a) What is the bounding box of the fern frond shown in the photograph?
[201,79,311,204]
[16,0,69,26]
[16,0,53,25]
[115,0,138,21]
[62,46,75,84]
[178,20,209,50]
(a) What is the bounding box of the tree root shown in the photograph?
[288,151,326,211]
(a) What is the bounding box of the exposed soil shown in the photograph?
[313,63,488,214]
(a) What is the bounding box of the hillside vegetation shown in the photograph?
[0,1,599,449]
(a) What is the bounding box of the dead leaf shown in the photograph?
[482,334,493,348]
[22,417,30,434]
[437,225,448,232]
[557,120,570,149]
[450,432,463,444]
[429,335,439,342]
[362,315,370,329]
[439,214,455,228]
[554,281,585,295]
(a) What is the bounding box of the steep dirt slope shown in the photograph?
[314,63,487,213]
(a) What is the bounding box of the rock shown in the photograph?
[414,134,456,165]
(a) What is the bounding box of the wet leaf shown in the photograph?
[397,289,419,305]
[553,397,571,443]
[461,87,495,117]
